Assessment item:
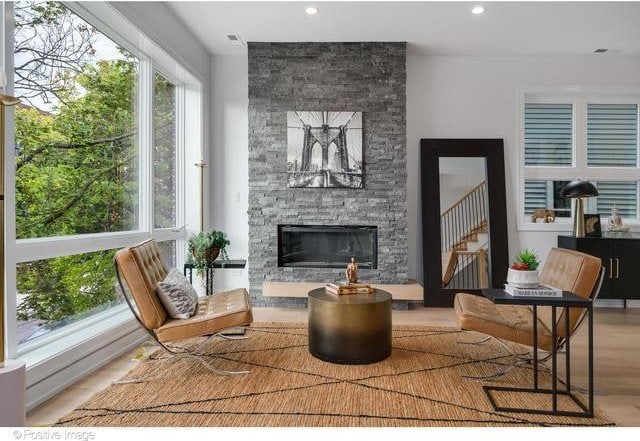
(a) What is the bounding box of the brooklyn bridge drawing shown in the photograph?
[287,111,363,188]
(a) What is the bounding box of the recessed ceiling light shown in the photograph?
[305,6,318,15]
[594,48,608,53]
[471,6,485,15]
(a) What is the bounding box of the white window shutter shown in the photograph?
[587,104,638,167]
[524,103,573,166]
[595,181,638,219]
[524,181,548,215]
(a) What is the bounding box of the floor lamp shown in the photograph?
[194,159,207,232]
[560,180,599,238]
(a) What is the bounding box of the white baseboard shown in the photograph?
[25,319,146,411]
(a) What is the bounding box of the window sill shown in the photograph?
[518,221,640,233]
[21,307,145,410]
[20,306,136,371]
[517,222,573,232]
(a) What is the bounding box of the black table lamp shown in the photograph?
[560,180,599,237]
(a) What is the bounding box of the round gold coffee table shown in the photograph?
[307,288,392,364]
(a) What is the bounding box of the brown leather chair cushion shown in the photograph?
[454,292,555,351]
[115,239,169,330]
[155,288,253,343]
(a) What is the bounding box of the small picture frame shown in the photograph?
[584,214,602,238]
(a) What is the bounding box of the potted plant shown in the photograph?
[186,230,230,273]
[506,249,541,288]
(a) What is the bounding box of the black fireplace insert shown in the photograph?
[278,225,378,269]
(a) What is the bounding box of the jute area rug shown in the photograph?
[56,323,613,427]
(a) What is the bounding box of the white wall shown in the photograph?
[407,55,640,283]
[209,54,640,289]
[209,55,250,291]
[110,2,210,80]
[439,157,486,212]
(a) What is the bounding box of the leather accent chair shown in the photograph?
[455,247,603,355]
[114,239,253,377]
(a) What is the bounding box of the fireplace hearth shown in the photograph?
[278,225,378,269]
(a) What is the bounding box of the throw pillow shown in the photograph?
[156,268,199,319]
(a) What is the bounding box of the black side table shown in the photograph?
[183,260,246,296]
[481,289,594,418]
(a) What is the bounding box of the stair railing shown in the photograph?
[446,249,489,289]
[440,180,487,253]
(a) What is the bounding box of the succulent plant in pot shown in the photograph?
[507,249,541,288]
[186,230,230,275]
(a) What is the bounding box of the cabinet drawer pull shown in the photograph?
[616,258,620,279]
[609,258,613,278]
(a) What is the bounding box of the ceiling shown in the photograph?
[167,1,640,57]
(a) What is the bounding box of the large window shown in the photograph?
[6,1,199,355]
[519,88,640,230]
[14,1,139,239]
[153,73,177,229]
[16,248,121,345]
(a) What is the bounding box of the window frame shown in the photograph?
[517,86,640,232]
[3,1,201,359]
[152,69,182,231]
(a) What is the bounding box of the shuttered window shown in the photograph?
[524,180,571,218]
[524,103,573,166]
[594,181,638,219]
[587,104,638,167]
[521,93,640,227]
[524,181,547,216]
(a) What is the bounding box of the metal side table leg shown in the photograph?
[551,306,557,413]
[533,305,538,390]
[588,305,594,417]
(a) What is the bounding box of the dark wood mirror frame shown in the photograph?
[420,139,509,307]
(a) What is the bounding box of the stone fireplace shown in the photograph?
[248,42,408,306]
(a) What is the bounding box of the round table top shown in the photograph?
[308,287,392,304]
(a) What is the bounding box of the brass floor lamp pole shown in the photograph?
[1,92,19,363]
[194,159,208,232]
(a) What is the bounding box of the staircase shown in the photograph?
[441,181,489,289]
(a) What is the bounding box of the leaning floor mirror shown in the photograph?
[420,139,509,307]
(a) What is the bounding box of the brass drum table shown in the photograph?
[308,288,392,364]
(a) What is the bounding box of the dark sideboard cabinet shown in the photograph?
[558,235,640,303]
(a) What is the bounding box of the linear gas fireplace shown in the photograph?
[278,225,378,269]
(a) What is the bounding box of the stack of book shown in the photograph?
[504,284,562,297]
[325,282,373,295]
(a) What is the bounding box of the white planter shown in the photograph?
[506,268,540,288]
[0,359,26,426]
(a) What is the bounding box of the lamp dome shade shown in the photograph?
[560,180,599,198]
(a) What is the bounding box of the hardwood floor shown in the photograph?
[27,306,640,426]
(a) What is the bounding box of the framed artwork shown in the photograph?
[584,214,602,238]
[287,111,363,188]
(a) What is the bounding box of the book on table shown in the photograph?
[325,281,373,295]
[503,284,562,297]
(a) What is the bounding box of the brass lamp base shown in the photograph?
[572,198,585,237]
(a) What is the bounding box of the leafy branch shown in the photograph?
[37,153,134,227]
